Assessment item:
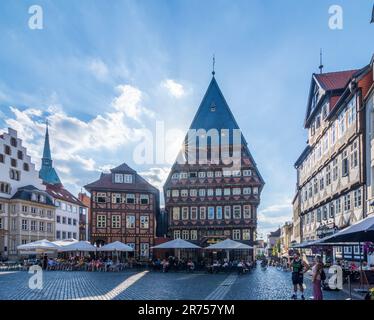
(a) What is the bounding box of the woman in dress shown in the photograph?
[312,255,323,300]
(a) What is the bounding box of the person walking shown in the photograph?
[312,255,324,300]
[290,251,309,300]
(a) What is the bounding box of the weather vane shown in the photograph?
[212,54,215,76]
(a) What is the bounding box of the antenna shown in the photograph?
[212,54,215,76]
[319,49,324,74]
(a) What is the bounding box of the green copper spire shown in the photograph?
[39,121,61,185]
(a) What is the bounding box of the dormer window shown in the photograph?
[114,173,123,183]
[39,195,45,203]
[210,102,216,112]
[31,193,37,201]
[124,174,133,183]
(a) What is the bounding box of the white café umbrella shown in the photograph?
[98,241,134,263]
[59,241,96,252]
[17,239,60,253]
[205,239,253,261]
[152,239,201,260]
[52,238,78,247]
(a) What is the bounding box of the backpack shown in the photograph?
[320,269,326,281]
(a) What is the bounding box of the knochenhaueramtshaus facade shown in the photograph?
[84,163,160,259]
[293,58,373,261]
[163,73,265,248]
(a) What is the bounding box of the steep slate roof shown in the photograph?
[314,70,358,91]
[45,183,85,207]
[84,162,159,193]
[170,75,264,185]
[11,185,55,206]
[269,228,281,237]
[39,125,61,185]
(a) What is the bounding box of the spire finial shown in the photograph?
[46,119,49,133]
[371,4,374,23]
[319,48,324,74]
[212,54,215,76]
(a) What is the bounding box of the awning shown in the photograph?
[152,239,201,249]
[97,241,134,252]
[17,239,60,251]
[59,241,96,252]
[205,239,253,250]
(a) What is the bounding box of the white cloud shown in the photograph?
[88,58,109,81]
[112,84,154,121]
[139,167,170,191]
[162,79,185,98]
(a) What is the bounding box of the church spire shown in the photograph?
[212,54,216,76]
[39,121,61,185]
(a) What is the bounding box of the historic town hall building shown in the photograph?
[163,73,264,247]
[84,163,160,259]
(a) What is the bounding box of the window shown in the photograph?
[189,189,197,197]
[56,215,61,223]
[22,219,28,230]
[182,207,189,220]
[112,193,122,204]
[56,231,61,239]
[207,171,214,178]
[243,229,251,240]
[233,206,241,219]
[62,216,66,224]
[354,189,362,208]
[313,178,318,194]
[174,230,181,239]
[172,190,179,197]
[30,220,36,231]
[182,230,189,240]
[243,205,251,219]
[199,207,206,220]
[21,205,28,213]
[191,230,197,240]
[311,211,315,223]
[114,173,123,183]
[320,176,324,190]
[73,232,77,239]
[47,210,52,218]
[126,194,135,204]
[10,137,17,147]
[333,159,338,181]
[216,206,222,219]
[96,193,107,203]
[68,218,72,225]
[344,194,351,211]
[335,198,342,213]
[329,203,335,218]
[315,114,321,129]
[61,202,67,210]
[166,190,170,197]
[172,207,180,220]
[140,216,149,228]
[4,145,11,155]
[323,206,328,220]
[172,173,179,179]
[17,150,23,160]
[208,207,214,219]
[189,172,197,178]
[179,172,188,179]
[140,243,149,257]
[9,169,20,181]
[62,231,67,239]
[233,229,241,240]
[215,188,222,196]
[198,189,206,197]
[233,188,241,195]
[350,141,358,168]
[0,154,4,163]
[207,189,214,196]
[326,165,331,186]
[180,189,188,197]
[97,215,106,228]
[198,171,206,178]
[112,215,121,228]
[39,221,45,232]
[191,207,197,220]
[224,206,231,219]
[224,188,231,196]
[339,111,346,137]
[0,182,10,194]
[73,219,77,226]
[243,187,251,195]
[140,194,149,204]
[253,187,259,195]
[124,174,133,183]
[317,208,322,222]
[126,215,135,228]
[243,169,252,176]
[215,171,222,177]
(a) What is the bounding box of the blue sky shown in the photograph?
[0,0,373,238]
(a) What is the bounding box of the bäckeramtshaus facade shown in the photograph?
[294,59,373,260]
[84,163,160,259]
[163,73,264,247]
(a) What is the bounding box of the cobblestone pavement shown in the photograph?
[0,265,352,300]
